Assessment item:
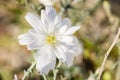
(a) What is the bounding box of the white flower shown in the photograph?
[14,74,18,80]
[18,6,82,75]
[39,0,56,6]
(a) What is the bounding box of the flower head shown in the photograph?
[18,6,82,75]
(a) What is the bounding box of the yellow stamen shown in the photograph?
[46,35,56,44]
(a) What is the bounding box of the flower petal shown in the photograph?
[61,36,74,43]
[28,29,46,38]
[65,53,74,67]
[18,33,33,45]
[18,29,46,50]
[39,0,54,6]
[55,44,66,62]
[46,6,56,21]
[72,37,83,55]
[59,36,82,56]
[53,15,62,30]
[41,6,57,33]
[46,7,57,33]
[64,26,80,35]
[27,40,44,50]
[36,45,56,75]
[63,36,83,55]
[59,18,71,27]
[25,12,45,32]
[58,25,68,34]
[41,10,49,26]
[46,6,53,13]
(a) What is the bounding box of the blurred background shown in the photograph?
[0,0,120,80]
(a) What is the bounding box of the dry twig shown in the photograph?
[97,28,120,80]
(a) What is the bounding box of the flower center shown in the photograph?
[46,35,56,44]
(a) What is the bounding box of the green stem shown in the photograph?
[42,75,47,80]
[53,60,62,80]
[22,61,36,80]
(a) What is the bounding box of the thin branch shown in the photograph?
[115,44,120,80]
[97,28,120,80]
[53,60,62,80]
[22,61,36,80]
[42,75,47,80]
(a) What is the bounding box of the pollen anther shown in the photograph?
[46,35,56,44]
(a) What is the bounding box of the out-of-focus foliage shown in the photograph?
[0,0,120,80]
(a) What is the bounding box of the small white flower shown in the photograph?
[14,74,18,80]
[39,0,56,6]
[18,6,82,75]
